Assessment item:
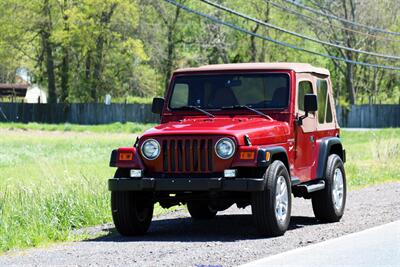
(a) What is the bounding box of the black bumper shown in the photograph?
[108,177,266,192]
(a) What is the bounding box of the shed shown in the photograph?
[24,85,47,103]
[0,83,29,101]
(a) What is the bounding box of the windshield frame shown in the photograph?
[166,71,292,113]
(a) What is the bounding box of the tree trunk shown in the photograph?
[90,4,117,102]
[60,0,69,103]
[163,5,181,90]
[85,51,91,82]
[92,35,104,102]
[250,24,259,62]
[42,0,57,103]
[164,29,174,90]
[60,49,69,103]
[345,63,356,104]
[44,35,56,103]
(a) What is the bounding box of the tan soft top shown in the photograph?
[174,62,330,76]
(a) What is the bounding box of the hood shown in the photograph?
[142,116,290,145]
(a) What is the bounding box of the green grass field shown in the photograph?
[0,123,399,252]
[0,122,155,134]
[340,129,400,187]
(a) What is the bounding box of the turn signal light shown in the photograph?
[265,151,271,161]
[240,151,255,160]
[119,152,133,161]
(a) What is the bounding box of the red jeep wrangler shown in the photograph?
[109,63,346,237]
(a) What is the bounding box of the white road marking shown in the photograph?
[241,220,400,267]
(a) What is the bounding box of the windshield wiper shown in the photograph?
[221,105,273,120]
[175,105,215,118]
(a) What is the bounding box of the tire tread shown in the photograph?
[111,169,153,236]
[252,160,291,236]
[312,154,346,222]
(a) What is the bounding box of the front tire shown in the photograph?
[251,160,292,237]
[111,169,154,236]
[312,154,346,222]
[187,201,217,220]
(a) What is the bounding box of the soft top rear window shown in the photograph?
[169,73,290,110]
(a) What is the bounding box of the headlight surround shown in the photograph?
[141,139,160,160]
[215,138,236,159]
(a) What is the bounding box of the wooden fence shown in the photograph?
[336,105,400,128]
[0,102,159,124]
[0,102,399,127]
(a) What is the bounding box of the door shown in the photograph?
[293,74,318,182]
[315,78,337,131]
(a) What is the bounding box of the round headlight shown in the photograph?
[141,139,160,160]
[215,138,236,159]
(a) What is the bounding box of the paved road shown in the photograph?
[1,182,399,266]
[242,220,400,267]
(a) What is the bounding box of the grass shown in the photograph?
[340,129,400,187]
[0,124,158,253]
[0,122,156,134]
[0,124,399,253]
[112,96,154,104]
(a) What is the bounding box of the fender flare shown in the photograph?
[316,137,344,179]
[109,149,118,167]
[257,146,290,175]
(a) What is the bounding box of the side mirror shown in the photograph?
[152,97,165,114]
[304,94,318,115]
[297,94,317,126]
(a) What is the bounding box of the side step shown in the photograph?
[292,180,325,198]
[303,180,325,193]
[291,176,301,186]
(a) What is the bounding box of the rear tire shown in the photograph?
[187,201,217,220]
[111,169,154,236]
[312,154,346,222]
[251,160,292,237]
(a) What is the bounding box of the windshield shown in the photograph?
[169,73,290,110]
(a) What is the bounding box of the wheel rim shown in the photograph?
[275,176,289,223]
[332,168,344,211]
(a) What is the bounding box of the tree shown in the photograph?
[0,0,398,104]
[303,0,400,104]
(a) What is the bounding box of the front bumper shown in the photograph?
[108,177,266,192]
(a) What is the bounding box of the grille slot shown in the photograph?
[162,138,214,173]
[200,140,206,171]
[207,139,213,171]
[162,140,168,171]
[185,140,191,172]
[177,140,183,172]
[170,140,176,172]
[193,140,198,171]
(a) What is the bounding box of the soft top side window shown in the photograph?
[298,80,313,112]
[316,79,333,124]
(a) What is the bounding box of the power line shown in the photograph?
[162,0,400,71]
[200,0,400,60]
[281,0,400,37]
[265,0,398,43]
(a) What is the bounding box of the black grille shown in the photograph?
[162,138,214,173]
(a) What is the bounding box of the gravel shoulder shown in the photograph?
[1,182,399,266]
